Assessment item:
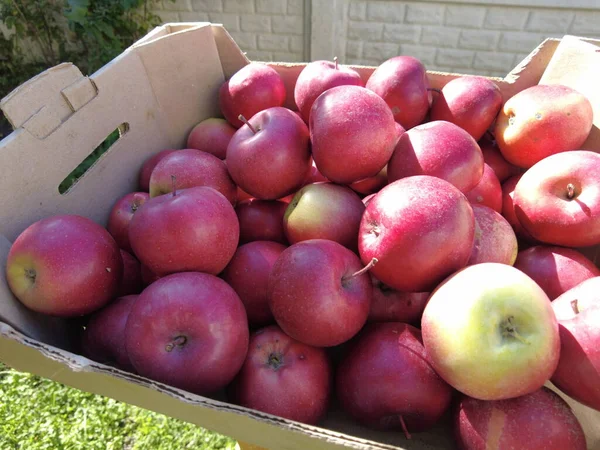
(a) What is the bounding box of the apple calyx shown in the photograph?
[267,352,284,370]
[24,268,36,284]
[238,114,258,134]
[571,299,580,315]
[500,316,529,345]
[342,258,378,284]
[165,335,187,352]
[566,183,576,200]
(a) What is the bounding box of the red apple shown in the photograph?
[117,249,143,297]
[106,192,150,253]
[468,205,518,266]
[479,134,521,183]
[5,215,123,317]
[227,325,332,425]
[186,117,236,160]
[464,163,503,212]
[235,199,288,245]
[349,166,388,196]
[138,149,178,192]
[302,160,329,186]
[140,264,161,287]
[367,275,429,324]
[501,173,535,241]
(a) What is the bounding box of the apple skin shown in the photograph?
[514,150,600,247]
[283,182,365,251]
[501,173,535,241]
[465,163,503,213]
[362,193,376,207]
[302,160,329,186]
[455,387,587,450]
[365,55,432,130]
[219,62,286,128]
[81,295,138,372]
[367,275,429,324]
[388,120,484,193]
[421,262,560,401]
[117,249,143,297]
[125,272,249,395]
[349,166,388,196]
[430,75,503,141]
[309,85,397,184]
[138,149,178,192]
[227,106,311,200]
[494,84,594,168]
[294,59,364,123]
[235,199,288,245]
[268,239,372,347]
[148,149,237,205]
[479,134,521,183]
[336,323,454,435]
[186,117,236,160]
[221,241,287,329]
[128,186,239,277]
[106,192,150,253]
[227,325,332,425]
[6,215,123,317]
[359,175,475,292]
[468,205,518,266]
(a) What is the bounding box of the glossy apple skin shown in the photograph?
[268,239,372,347]
[235,199,288,245]
[514,150,600,247]
[388,120,484,193]
[365,56,431,130]
[117,249,143,297]
[337,323,453,434]
[227,325,332,425]
[128,186,239,277]
[455,387,587,450]
[468,205,518,266]
[422,263,560,401]
[6,215,123,317]
[219,62,286,128]
[349,166,388,196]
[465,163,502,213]
[106,192,150,253]
[495,84,594,168]
[294,60,364,123]
[125,272,249,395]
[221,241,287,328]
[138,149,178,192]
[283,182,365,251]
[186,117,236,160]
[430,76,503,141]
[479,134,521,183]
[227,106,311,200]
[81,295,138,372]
[359,176,475,292]
[501,174,535,242]
[309,85,397,184]
[367,275,429,324]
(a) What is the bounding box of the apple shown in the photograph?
[336,323,453,437]
[294,58,364,123]
[468,205,518,266]
[117,249,143,297]
[514,150,600,247]
[501,173,535,241]
[140,264,161,287]
[81,294,137,372]
[6,215,123,317]
[283,182,365,251]
[125,272,249,395]
[387,120,484,193]
[226,106,311,200]
[464,163,502,212]
[219,62,286,128]
[268,239,372,347]
[422,262,560,400]
[365,55,431,130]
[495,84,594,168]
[362,193,376,207]
[302,159,329,186]
[309,85,397,184]
[367,275,429,324]
[227,325,332,425]
[128,186,239,277]
[359,175,475,292]
[479,134,521,183]
[186,117,236,160]
[236,199,288,245]
[455,387,587,450]
[138,149,178,192]
[106,192,150,253]
[349,166,388,196]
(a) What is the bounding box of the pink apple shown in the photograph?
[186,117,236,160]
[468,205,518,266]
[235,199,288,245]
[479,134,521,183]
[367,275,429,324]
[138,149,178,192]
[501,173,535,241]
[465,163,503,212]
[106,192,150,253]
[117,249,143,297]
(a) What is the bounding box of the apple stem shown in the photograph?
[165,335,187,352]
[343,258,378,282]
[399,415,412,440]
[238,114,257,134]
[334,56,338,70]
[571,299,580,315]
[567,183,575,199]
[171,175,177,197]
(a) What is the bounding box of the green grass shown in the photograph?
[0,363,238,449]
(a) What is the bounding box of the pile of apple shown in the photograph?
[5,53,600,449]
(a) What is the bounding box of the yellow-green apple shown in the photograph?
[514,150,600,247]
[268,239,372,347]
[349,166,388,196]
[148,149,237,205]
[117,249,143,297]
[367,275,429,324]
[106,192,150,253]
[468,205,518,266]
[226,107,311,200]
[125,272,249,395]
[421,263,560,400]
[235,199,288,245]
[465,163,503,213]
[309,85,397,184]
[283,182,365,251]
[455,387,587,450]
[227,325,332,425]
[365,56,431,130]
[479,134,521,183]
[294,58,363,123]
[138,149,178,192]
[336,323,453,437]
[514,246,600,300]
[128,186,239,277]
[6,215,123,317]
[430,75,503,141]
[186,117,236,160]
[387,120,484,193]
[501,174,535,242]
[494,84,593,168]
[221,241,287,329]
[359,176,475,292]
[219,62,286,128]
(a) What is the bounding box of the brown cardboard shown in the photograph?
[1,22,600,449]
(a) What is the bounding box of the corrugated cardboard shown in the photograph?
[1,22,599,450]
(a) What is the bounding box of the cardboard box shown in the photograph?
[1,22,600,450]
